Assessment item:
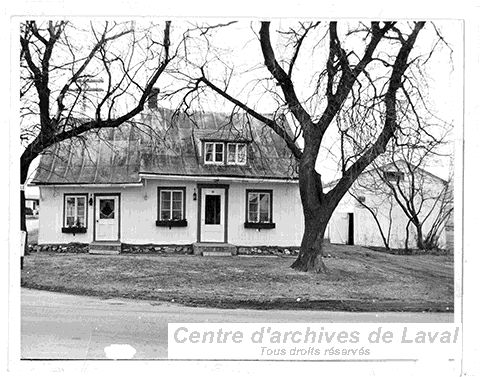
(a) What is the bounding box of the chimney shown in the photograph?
[147,87,160,110]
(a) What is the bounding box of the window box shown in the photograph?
[61,226,87,234]
[244,222,276,229]
[155,219,188,228]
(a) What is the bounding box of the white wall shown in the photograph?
[39,187,92,244]
[228,181,303,247]
[38,179,304,247]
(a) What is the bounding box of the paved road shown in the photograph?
[21,288,453,360]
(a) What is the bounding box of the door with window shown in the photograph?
[200,188,226,242]
[95,195,120,241]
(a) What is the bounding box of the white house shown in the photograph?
[31,105,303,254]
[325,160,453,250]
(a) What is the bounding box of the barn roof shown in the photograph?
[31,108,299,185]
[324,159,448,190]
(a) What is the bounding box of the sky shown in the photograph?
[23,19,463,187]
[162,20,463,182]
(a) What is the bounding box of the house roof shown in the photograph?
[31,108,299,185]
[324,159,448,189]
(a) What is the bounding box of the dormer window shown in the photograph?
[204,142,224,164]
[227,143,247,165]
[203,141,248,165]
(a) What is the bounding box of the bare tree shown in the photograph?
[374,157,453,252]
[20,20,174,243]
[334,25,454,253]
[175,21,450,272]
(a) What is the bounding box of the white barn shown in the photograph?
[325,161,453,250]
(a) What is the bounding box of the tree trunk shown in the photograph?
[414,223,424,250]
[404,219,412,254]
[291,216,328,273]
[291,143,332,273]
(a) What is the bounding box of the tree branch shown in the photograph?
[326,22,425,204]
[198,74,303,160]
[259,22,314,129]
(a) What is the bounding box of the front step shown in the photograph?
[192,243,237,256]
[89,242,121,255]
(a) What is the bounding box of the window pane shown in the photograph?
[172,209,182,220]
[248,194,258,211]
[161,191,171,214]
[227,144,236,163]
[205,143,214,162]
[215,143,224,162]
[248,211,258,223]
[77,198,85,226]
[248,193,258,222]
[205,195,221,224]
[161,202,171,214]
[66,216,75,226]
[99,199,115,219]
[259,194,270,222]
[77,198,85,213]
[259,193,269,212]
[172,200,182,211]
[172,191,182,201]
[161,191,171,202]
[66,197,75,217]
[237,144,246,164]
[161,210,171,220]
[259,211,270,222]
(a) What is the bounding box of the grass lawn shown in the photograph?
[21,244,454,312]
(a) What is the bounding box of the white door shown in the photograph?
[328,212,349,244]
[95,195,119,241]
[200,188,225,242]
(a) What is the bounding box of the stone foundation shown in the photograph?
[236,246,300,256]
[28,243,89,253]
[28,243,302,256]
[121,244,193,254]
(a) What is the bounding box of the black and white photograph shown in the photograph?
[2,1,479,376]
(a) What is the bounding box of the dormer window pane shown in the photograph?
[215,143,224,162]
[227,144,236,164]
[237,144,246,164]
[226,143,247,165]
[205,143,214,162]
[204,142,224,164]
